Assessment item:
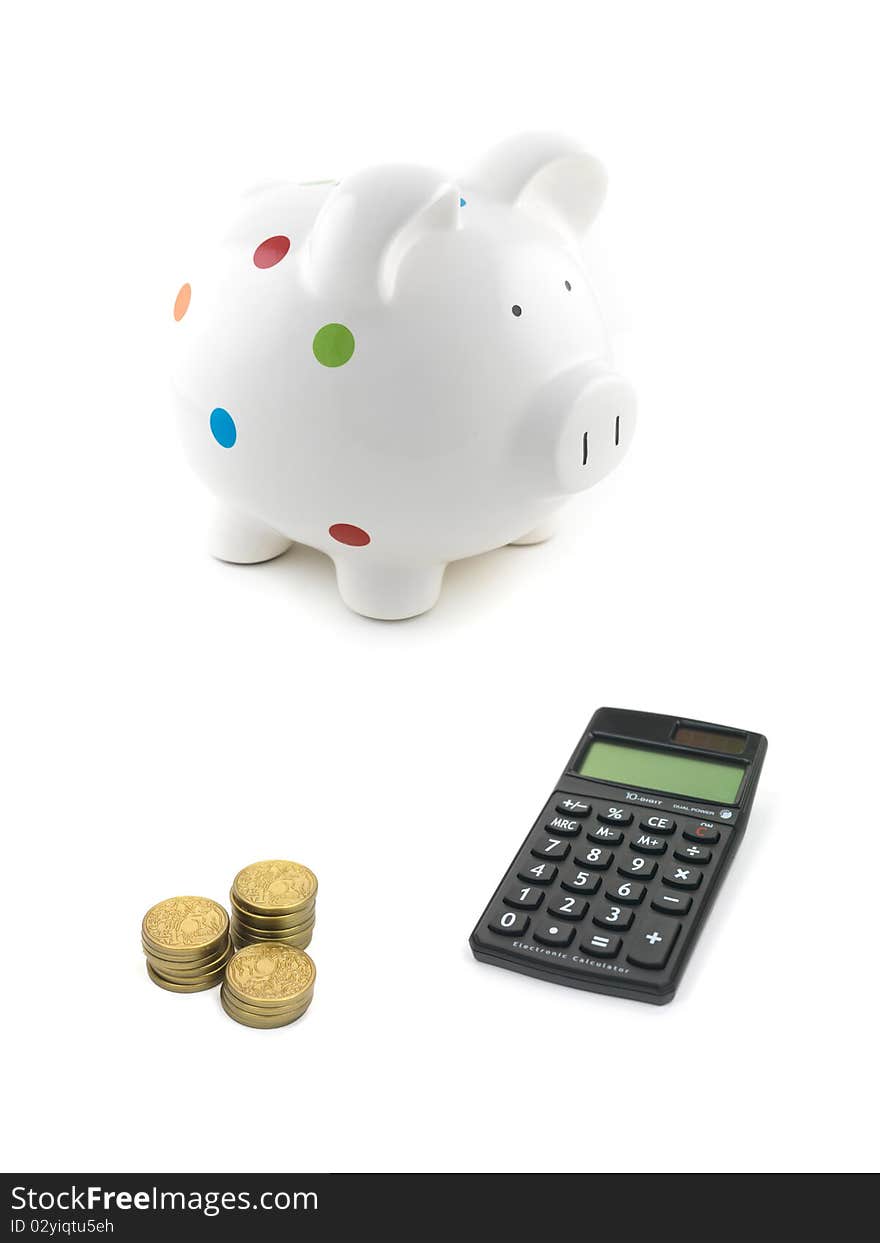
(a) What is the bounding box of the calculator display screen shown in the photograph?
[579,741,745,803]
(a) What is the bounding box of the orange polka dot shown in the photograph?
[173,283,191,321]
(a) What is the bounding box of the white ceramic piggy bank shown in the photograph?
[171,133,636,619]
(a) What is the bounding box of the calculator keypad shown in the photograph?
[477,788,735,993]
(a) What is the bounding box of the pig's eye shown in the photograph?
[511,304,522,317]
[564,280,572,291]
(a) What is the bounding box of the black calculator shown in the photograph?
[470,707,767,1004]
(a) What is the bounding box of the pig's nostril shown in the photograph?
[615,415,620,446]
[582,431,589,465]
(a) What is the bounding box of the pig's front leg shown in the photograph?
[509,516,561,546]
[208,503,293,564]
[334,558,446,620]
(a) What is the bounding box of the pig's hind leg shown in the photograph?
[208,504,293,564]
[334,559,445,620]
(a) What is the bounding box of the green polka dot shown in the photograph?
[313,323,355,367]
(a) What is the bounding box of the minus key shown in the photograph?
[650,892,692,916]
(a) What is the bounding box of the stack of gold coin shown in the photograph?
[221,941,316,1028]
[229,859,317,950]
[141,896,231,992]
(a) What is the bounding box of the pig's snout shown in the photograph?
[554,371,637,494]
[521,366,637,497]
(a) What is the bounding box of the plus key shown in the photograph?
[626,917,681,969]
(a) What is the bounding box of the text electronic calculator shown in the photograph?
[470,707,767,1004]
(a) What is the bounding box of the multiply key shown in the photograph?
[663,865,702,890]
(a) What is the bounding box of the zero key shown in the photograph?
[626,918,681,969]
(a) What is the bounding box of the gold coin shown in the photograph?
[224,942,315,1008]
[231,915,315,939]
[220,991,310,1028]
[146,949,232,983]
[146,962,223,992]
[219,984,311,1020]
[231,861,318,915]
[142,939,231,973]
[142,897,229,957]
[230,894,315,929]
[230,924,314,950]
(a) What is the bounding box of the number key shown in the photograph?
[618,855,657,880]
[596,803,634,826]
[503,884,544,910]
[592,902,634,931]
[517,861,557,885]
[560,867,601,895]
[574,845,614,870]
[531,836,570,861]
[489,910,530,936]
[605,879,646,905]
[547,894,589,921]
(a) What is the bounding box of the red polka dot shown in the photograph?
[253,235,291,268]
[329,523,371,547]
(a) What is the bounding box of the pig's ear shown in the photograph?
[464,133,607,242]
[306,165,460,302]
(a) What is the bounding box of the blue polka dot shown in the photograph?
[210,407,236,448]
[460,196,467,207]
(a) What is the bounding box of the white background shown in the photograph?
[2,0,878,1174]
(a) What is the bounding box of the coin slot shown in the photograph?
[615,414,620,446]
[582,430,589,465]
